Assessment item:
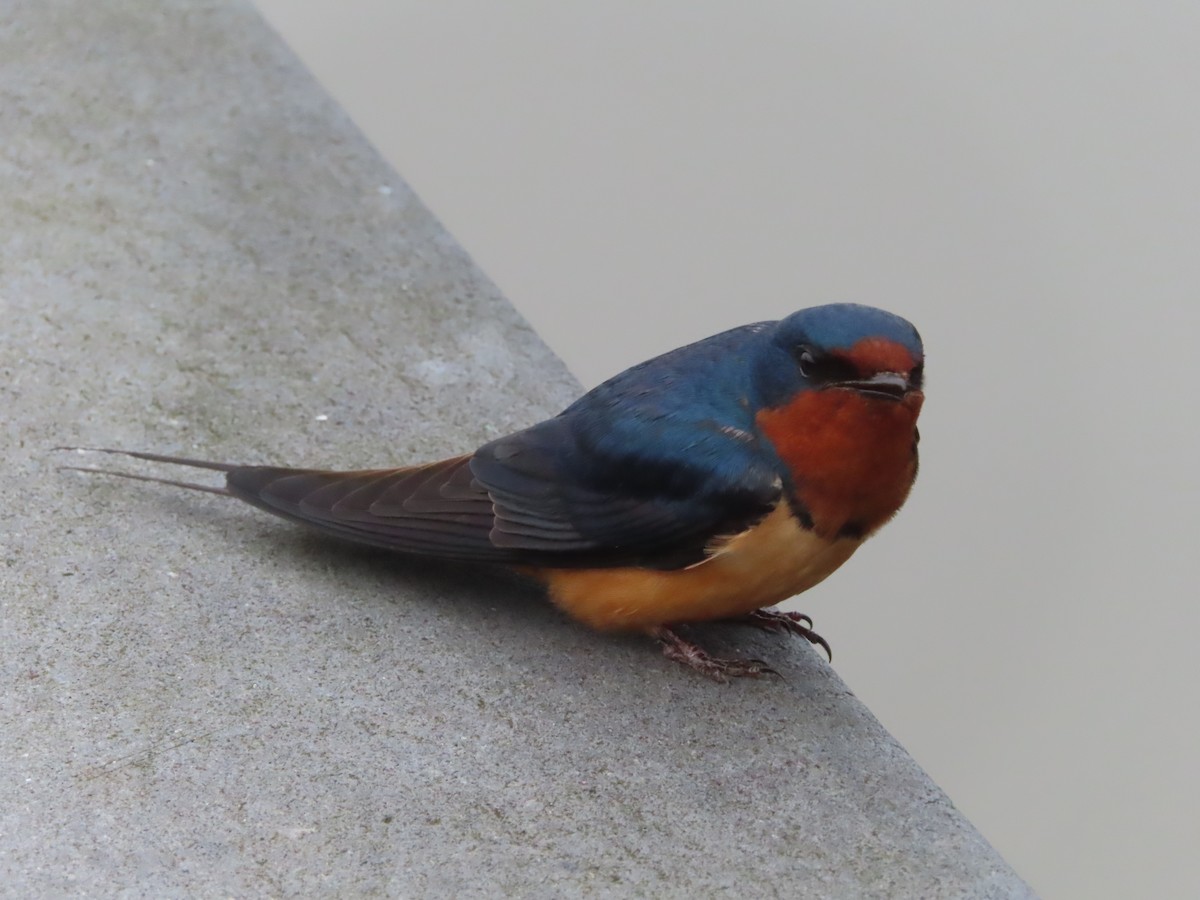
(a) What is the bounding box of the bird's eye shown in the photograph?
[797,348,816,377]
[794,347,858,384]
[910,362,924,390]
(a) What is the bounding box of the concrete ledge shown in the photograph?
[0,2,1033,896]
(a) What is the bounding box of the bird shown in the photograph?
[61,303,924,681]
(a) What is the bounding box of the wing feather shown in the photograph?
[469,415,783,567]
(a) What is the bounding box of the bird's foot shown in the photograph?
[651,627,778,683]
[731,608,832,661]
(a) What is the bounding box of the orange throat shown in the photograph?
[756,388,923,539]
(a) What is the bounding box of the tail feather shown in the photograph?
[54,446,242,472]
[58,464,230,496]
[57,447,514,563]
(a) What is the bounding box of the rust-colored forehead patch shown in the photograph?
[833,338,917,375]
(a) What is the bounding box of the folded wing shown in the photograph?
[227,415,783,570]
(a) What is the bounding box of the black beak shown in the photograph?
[832,371,911,400]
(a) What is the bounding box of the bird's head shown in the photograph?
[763,303,924,405]
[754,304,925,538]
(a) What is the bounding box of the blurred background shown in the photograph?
[253,3,1199,896]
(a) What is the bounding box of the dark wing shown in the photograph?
[469,415,784,569]
[223,412,782,570]
[205,319,786,568]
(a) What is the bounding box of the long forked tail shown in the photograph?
[56,446,511,563]
[55,447,239,496]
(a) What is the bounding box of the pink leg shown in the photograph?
[650,627,778,682]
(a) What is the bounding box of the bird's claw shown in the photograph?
[653,627,779,683]
[733,608,833,662]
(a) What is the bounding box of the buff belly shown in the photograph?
[536,503,860,632]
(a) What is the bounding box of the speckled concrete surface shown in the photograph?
[0,2,1033,896]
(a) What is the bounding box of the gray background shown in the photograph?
[253,3,1200,897]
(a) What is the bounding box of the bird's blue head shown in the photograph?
[757,303,924,405]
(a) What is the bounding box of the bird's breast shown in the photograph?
[756,388,922,539]
[534,503,859,632]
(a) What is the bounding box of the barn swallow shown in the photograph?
[61,303,924,681]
